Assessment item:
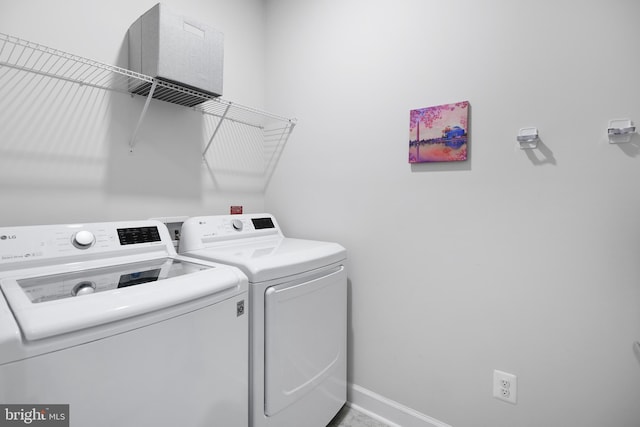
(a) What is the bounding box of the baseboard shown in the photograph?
[347,383,452,427]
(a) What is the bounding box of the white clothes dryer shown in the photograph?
[179,213,347,427]
[0,220,248,427]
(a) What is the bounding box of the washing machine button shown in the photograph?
[72,231,96,249]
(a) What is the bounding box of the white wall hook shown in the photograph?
[517,127,539,149]
[608,119,636,144]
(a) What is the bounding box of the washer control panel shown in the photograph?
[0,221,170,266]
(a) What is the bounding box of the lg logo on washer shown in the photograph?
[0,235,17,241]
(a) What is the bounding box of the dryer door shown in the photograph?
[264,265,346,417]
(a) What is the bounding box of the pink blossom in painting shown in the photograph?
[409,101,469,163]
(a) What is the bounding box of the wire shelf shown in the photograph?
[0,32,296,137]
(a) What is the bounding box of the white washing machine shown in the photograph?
[179,213,347,427]
[0,220,248,427]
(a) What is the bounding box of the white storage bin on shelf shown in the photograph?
[0,32,296,155]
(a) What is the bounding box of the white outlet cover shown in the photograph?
[493,369,517,404]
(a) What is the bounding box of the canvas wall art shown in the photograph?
[409,101,469,163]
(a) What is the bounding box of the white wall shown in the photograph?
[0,0,269,225]
[264,1,640,426]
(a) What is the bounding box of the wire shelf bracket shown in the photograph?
[129,79,158,151]
[202,103,232,158]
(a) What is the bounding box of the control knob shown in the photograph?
[231,219,243,231]
[72,230,95,249]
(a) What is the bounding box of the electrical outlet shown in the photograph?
[493,370,517,404]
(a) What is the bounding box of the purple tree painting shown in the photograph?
[409,101,469,163]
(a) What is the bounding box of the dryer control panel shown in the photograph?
[179,214,283,250]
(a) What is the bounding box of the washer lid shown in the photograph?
[184,237,346,282]
[0,257,245,341]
